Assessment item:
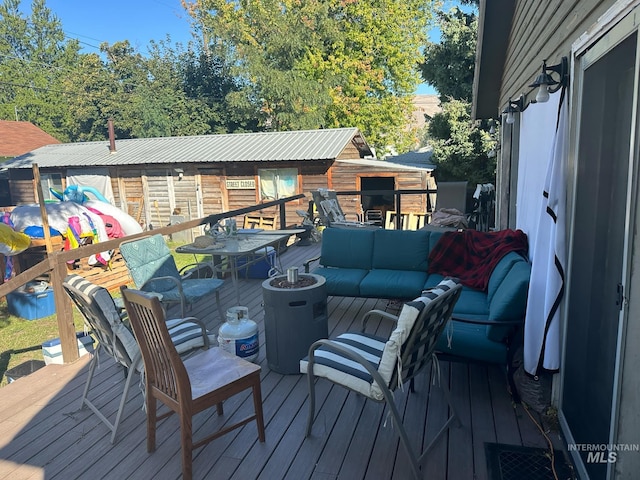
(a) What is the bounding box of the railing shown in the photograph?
[330,189,437,229]
[0,194,305,364]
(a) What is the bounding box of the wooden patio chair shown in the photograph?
[243,214,276,230]
[120,287,265,480]
[119,234,225,320]
[62,274,215,444]
[300,277,463,480]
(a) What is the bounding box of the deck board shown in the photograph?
[0,239,560,479]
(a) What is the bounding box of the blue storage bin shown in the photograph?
[7,288,55,320]
[237,246,276,279]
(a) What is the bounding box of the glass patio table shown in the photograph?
[176,231,296,305]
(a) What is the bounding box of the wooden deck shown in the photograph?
[0,240,562,480]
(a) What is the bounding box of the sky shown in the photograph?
[36,0,437,95]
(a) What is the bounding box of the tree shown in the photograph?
[428,99,494,186]
[180,47,261,133]
[419,2,496,185]
[0,0,81,141]
[183,0,433,154]
[420,4,477,103]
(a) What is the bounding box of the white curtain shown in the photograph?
[523,91,568,375]
[516,92,561,259]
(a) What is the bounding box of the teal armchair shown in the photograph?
[119,234,225,321]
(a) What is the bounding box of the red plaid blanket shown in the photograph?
[427,229,528,291]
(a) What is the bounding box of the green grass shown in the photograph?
[0,299,85,387]
[0,243,207,387]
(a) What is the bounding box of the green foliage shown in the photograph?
[186,0,433,154]
[427,99,495,185]
[420,5,477,103]
[1,0,436,155]
[0,0,80,142]
[0,0,251,141]
[420,2,496,185]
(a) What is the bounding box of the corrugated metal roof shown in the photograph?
[2,127,373,169]
[336,158,433,172]
[384,149,436,170]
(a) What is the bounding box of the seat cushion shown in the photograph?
[120,234,182,290]
[181,278,224,304]
[359,269,427,299]
[315,267,367,297]
[426,274,490,320]
[299,332,386,397]
[166,318,215,354]
[436,320,508,364]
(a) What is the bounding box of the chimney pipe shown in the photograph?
[108,118,116,153]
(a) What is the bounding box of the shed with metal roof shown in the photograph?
[2,127,434,227]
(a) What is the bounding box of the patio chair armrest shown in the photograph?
[179,261,214,280]
[167,316,210,348]
[303,255,321,273]
[361,309,399,331]
[307,339,388,393]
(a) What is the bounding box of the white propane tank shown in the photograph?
[218,306,259,362]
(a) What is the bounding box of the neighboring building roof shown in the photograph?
[3,127,373,169]
[0,120,60,157]
[336,157,433,172]
[384,149,436,170]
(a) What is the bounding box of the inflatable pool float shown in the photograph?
[50,185,110,204]
[0,223,31,256]
[83,200,142,236]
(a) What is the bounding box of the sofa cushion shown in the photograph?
[487,261,531,340]
[359,269,428,299]
[486,252,526,304]
[452,288,490,318]
[424,274,490,320]
[436,320,508,364]
[315,267,367,297]
[371,229,431,271]
[321,228,375,270]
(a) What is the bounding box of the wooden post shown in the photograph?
[51,256,78,363]
[33,164,78,363]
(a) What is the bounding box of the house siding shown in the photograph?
[499,0,610,110]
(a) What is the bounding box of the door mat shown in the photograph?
[485,443,575,480]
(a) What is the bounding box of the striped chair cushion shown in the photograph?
[300,277,460,401]
[64,275,213,366]
[300,332,387,397]
[166,318,216,354]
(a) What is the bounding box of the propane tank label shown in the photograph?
[219,333,259,361]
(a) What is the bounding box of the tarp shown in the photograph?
[66,168,115,204]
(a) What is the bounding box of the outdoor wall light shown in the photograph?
[529,57,569,103]
[174,167,184,180]
[503,95,524,125]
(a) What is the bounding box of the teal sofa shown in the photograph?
[304,227,531,364]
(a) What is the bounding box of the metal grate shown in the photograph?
[485,443,575,480]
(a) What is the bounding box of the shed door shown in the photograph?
[562,21,638,480]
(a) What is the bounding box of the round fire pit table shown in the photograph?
[262,273,328,374]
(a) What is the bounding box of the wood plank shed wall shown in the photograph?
[7,160,432,228]
[499,0,613,109]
